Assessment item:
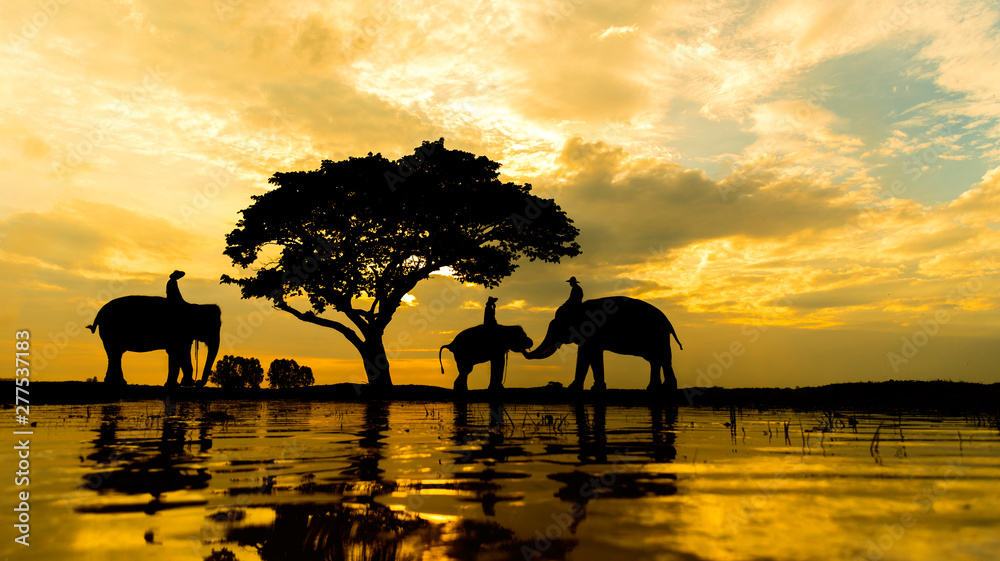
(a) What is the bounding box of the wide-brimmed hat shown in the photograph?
[566,277,578,283]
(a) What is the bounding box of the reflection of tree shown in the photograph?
[227,502,426,561]
[216,401,582,559]
[225,503,559,561]
[341,400,390,486]
[78,402,213,514]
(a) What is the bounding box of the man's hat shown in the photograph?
[567,277,578,284]
[170,270,186,280]
[487,296,499,303]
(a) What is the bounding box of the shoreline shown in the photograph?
[3,379,999,413]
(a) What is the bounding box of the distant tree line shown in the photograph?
[209,355,314,389]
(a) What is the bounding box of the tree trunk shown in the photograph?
[359,338,393,390]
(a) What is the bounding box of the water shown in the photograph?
[3,400,999,561]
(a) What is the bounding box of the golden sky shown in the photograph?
[2,0,998,388]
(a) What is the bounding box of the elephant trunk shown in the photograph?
[523,335,560,360]
[199,334,219,387]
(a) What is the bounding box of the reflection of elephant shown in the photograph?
[523,297,681,392]
[439,324,533,391]
[87,296,221,387]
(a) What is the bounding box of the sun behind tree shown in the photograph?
[222,139,580,390]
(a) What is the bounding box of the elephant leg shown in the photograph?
[166,349,184,387]
[103,346,126,385]
[453,363,472,392]
[590,352,606,391]
[179,350,195,387]
[661,358,678,395]
[488,356,504,391]
[569,348,590,391]
[647,359,662,391]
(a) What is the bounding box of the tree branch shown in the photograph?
[275,301,365,349]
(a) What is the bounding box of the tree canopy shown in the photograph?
[267,358,315,389]
[209,355,264,389]
[222,139,580,388]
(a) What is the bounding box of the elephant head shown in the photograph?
[501,324,534,353]
[522,306,585,360]
[187,303,222,386]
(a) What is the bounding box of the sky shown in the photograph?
[1,0,998,390]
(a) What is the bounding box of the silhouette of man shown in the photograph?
[167,270,186,304]
[484,296,498,326]
[566,277,583,307]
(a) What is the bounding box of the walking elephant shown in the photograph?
[439,324,533,391]
[522,297,681,392]
[87,296,221,387]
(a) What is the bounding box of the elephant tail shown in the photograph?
[85,304,107,333]
[666,320,682,350]
[439,345,449,374]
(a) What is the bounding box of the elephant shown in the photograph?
[439,324,533,391]
[522,297,682,392]
[86,296,221,387]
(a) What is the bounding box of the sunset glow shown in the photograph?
[2,0,998,388]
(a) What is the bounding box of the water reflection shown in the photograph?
[224,502,428,561]
[450,401,529,516]
[546,405,679,536]
[49,401,997,561]
[78,402,213,514]
[342,400,390,483]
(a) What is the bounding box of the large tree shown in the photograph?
[222,139,580,389]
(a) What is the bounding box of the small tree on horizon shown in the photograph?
[209,355,264,389]
[222,139,580,389]
[267,358,315,389]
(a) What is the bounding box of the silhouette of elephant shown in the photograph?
[439,324,533,391]
[522,297,681,392]
[87,296,221,387]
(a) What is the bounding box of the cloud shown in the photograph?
[0,200,200,273]
[549,137,861,263]
[4,0,1000,387]
[593,25,639,41]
